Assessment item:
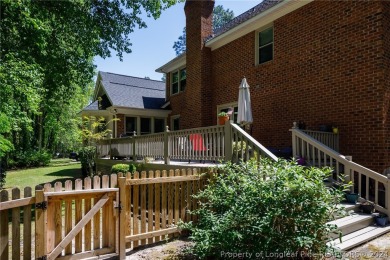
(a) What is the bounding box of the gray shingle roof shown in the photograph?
[207,0,284,41]
[83,100,99,111]
[99,72,166,109]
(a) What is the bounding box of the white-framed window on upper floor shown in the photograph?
[171,68,186,95]
[256,26,273,65]
[217,102,238,124]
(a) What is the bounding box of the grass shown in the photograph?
[4,162,82,195]
[48,158,76,166]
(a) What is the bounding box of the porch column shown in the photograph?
[136,117,141,136]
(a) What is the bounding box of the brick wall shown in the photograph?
[209,0,388,172]
[116,114,125,137]
[181,0,214,129]
[383,1,390,173]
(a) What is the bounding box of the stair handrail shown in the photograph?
[291,125,390,216]
[229,121,278,162]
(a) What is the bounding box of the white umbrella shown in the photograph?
[237,77,253,126]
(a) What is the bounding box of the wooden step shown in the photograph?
[333,203,360,219]
[328,213,374,238]
[327,225,390,251]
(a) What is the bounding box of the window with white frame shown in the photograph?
[217,103,238,124]
[171,68,186,95]
[258,26,273,64]
[125,116,137,136]
[171,115,180,131]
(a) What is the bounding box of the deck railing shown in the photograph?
[167,125,225,162]
[302,129,339,152]
[230,123,278,163]
[291,125,390,216]
[97,121,277,164]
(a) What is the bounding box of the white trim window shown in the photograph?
[217,103,238,124]
[171,115,180,131]
[258,26,273,64]
[171,68,186,95]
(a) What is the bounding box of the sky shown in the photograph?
[94,1,261,81]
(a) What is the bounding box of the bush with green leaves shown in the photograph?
[78,146,96,177]
[181,159,346,259]
[0,165,6,189]
[11,149,51,168]
[111,163,136,174]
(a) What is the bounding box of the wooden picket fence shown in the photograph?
[0,168,208,259]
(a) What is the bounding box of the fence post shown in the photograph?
[291,122,298,159]
[164,126,170,165]
[224,120,232,162]
[35,187,46,259]
[118,177,126,259]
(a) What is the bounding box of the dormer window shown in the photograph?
[171,68,186,95]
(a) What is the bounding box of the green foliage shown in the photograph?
[0,169,6,189]
[0,113,13,189]
[173,5,234,55]
[0,113,13,158]
[9,150,51,168]
[111,164,136,174]
[81,116,116,146]
[0,0,179,164]
[212,5,235,31]
[78,146,96,178]
[217,111,228,117]
[232,140,258,161]
[181,159,346,259]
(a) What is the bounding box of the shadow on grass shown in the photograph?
[38,167,83,189]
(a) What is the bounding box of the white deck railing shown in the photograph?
[97,121,277,164]
[291,126,390,216]
[302,129,339,152]
[167,125,225,162]
[230,123,278,163]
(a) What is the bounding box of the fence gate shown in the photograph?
[35,176,119,260]
[117,169,207,259]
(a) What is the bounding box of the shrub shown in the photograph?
[181,159,346,259]
[78,146,96,177]
[232,140,258,161]
[12,149,51,168]
[111,163,136,174]
[0,163,6,189]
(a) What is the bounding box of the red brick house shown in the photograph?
[156,0,390,173]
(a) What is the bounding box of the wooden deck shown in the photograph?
[96,158,222,175]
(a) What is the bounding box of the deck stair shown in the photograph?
[290,126,390,251]
[327,200,390,251]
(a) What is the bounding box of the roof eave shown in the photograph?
[155,53,186,73]
[205,0,313,51]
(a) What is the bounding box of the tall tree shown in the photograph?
[0,0,179,165]
[173,5,234,55]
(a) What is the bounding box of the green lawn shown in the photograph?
[4,162,82,195]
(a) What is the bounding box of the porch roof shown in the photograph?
[100,72,166,109]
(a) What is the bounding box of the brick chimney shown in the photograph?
[182,0,215,128]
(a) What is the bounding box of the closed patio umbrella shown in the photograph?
[237,77,253,126]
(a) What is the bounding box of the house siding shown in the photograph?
[181,0,214,129]
[116,114,125,137]
[383,1,390,173]
[167,0,389,172]
[211,0,387,172]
